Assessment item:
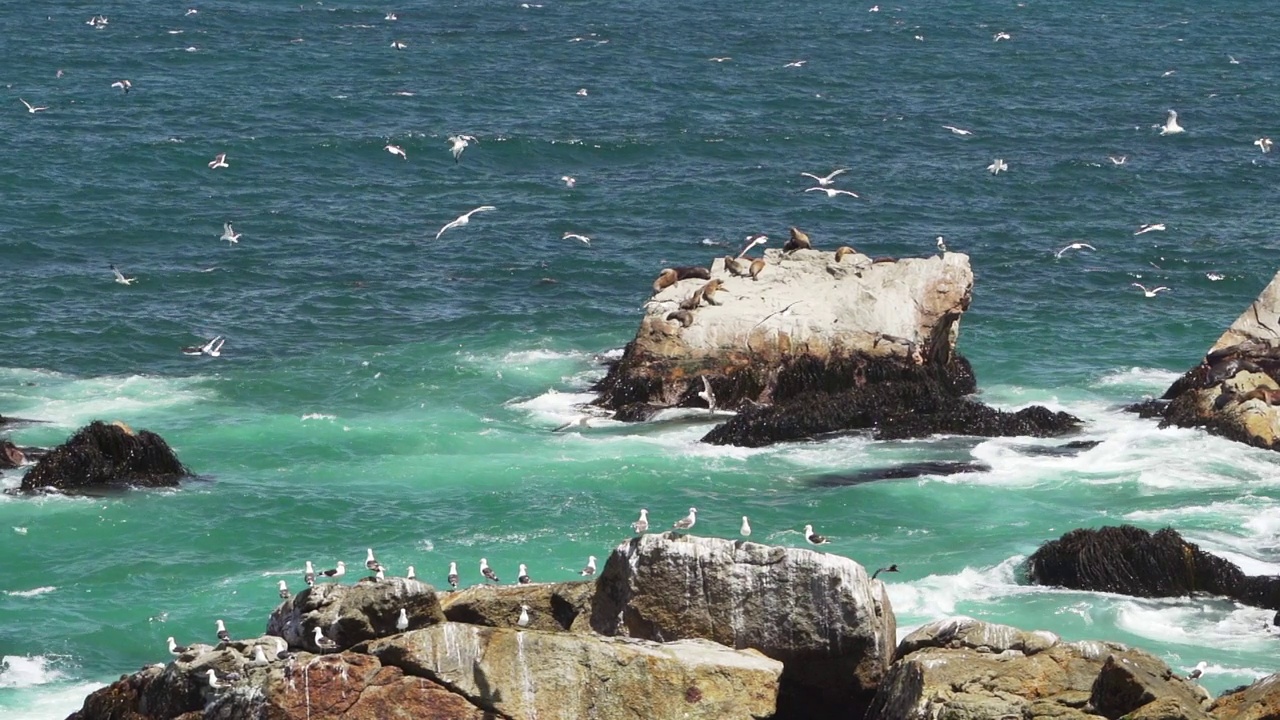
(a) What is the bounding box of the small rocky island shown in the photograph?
[9,420,191,494]
[593,241,1079,446]
[67,533,1280,720]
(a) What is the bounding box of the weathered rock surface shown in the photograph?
[1210,673,1280,720]
[1146,269,1280,449]
[438,580,594,632]
[17,420,190,493]
[593,249,1079,446]
[266,576,444,652]
[589,532,895,719]
[865,617,1212,720]
[369,621,782,720]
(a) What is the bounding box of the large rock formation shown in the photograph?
[1144,269,1280,448]
[1210,673,1280,720]
[438,580,594,632]
[592,248,1080,446]
[589,532,895,719]
[1026,526,1280,616]
[266,576,445,652]
[16,420,190,493]
[866,617,1213,720]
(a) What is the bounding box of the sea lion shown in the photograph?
[666,309,694,328]
[834,246,857,263]
[679,290,704,311]
[783,226,811,253]
[699,279,725,306]
[112,420,135,436]
[749,258,766,281]
[1236,387,1280,406]
[652,266,712,293]
[724,256,751,277]
[872,256,897,264]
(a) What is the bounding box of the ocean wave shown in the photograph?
[1114,598,1276,652]
[0,371,212,429]
[1091,366,1183,392]
[886,554,1027,617]
[3,587,56,598]
[0,656,65,689]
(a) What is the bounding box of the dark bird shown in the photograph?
[871,564,899,580]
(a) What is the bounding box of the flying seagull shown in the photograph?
[784,60,807,68]
[737,233,768,258]
[110,264,136,285]
[579,555,597,576]
[560,175,576,187]
[385,143,406,159]
[673,507,697,531]
[942,125,972,136]
[221,222,240,244]
[19,98,48,113]
[1134,223,1166,235]
[805,186,860,198]
[871,564,899,579]
[1131,283,1169,297]
[1055,242,1096,258]
[993,31,1011,41]
[804,524,829,545]
[631,508,649,534]
[562,232,591,246]
[208,153,228,169]
[553,415,590,433]
[800,168,848,187]
[447,134,476,162]
[698,376,716,412]
[1159,109,1184,135]
[987,158,1008,175]
[1256,137,1273,154]
[1108,155,1127,165]
[111,80,132,93]
[435,206,495,240]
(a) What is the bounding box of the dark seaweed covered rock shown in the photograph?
[16,420,191,493]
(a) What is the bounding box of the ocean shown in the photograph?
[3,1,1280,716]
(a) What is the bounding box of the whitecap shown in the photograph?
[1092,366,1182,392]
[1114,598,1276,652]
[0,656,65,689]
[887,555,1026,617]
[3,586,56,598]
[301,413,336,421]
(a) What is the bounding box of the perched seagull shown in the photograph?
[312,626,337,651]
[434,206,495,240]
[673,507,697,531]
[1188,661,1207,680]
[1159,109,1184,135]
[110,264,136,285]
[278,580,290,600]
[517,604,530,627]
[111,80,132,93]
[1108,155,1127,165]
[20,98,48,113]
[1134,223,1166,235]
[221,222,240,244]
[320,561,346,580]
[561,175,576,187]
[737,233,768,258]
[579,555,597,576]
[390,40,406,49]
[1256,137,1273,154]
[553,416,590,433]
[740,516,751,537]
[252,645,268,664]
[1055,242,1096,259]
[447,134,476,162]
[987,158,1008,175]
[167,637,191,656]
[372,565,385,582]
[448,561,459,590]
[805,186,860,198]
[406,565,416,580]
[562,232,591,246]
[871,564,899,580]
[698,376,717,412]
[631,509,649,534]
[1132,283,1169,298]
[304,561,316,586]
[804,524,830,545]
[936,236,947,253]
[365,548,383,572]
[480,558,500,583]
[800,168,848,187]
[784,60,807,68]
[385,143,406,159]
[396,608,408,632]
[274,637,290,660]
[993,31,1011,41]
[942,125,972,136]
[216,619,231,643]
[208,153,228,169]
[518,564,531,584]
[206,669,221,689]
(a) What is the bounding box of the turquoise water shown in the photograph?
[4,1,1280,716]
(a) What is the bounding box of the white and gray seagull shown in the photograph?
[805,186,860,198]
[562,232,591,246]
[631,508,649,534]
[1255,137,1273,154]
[1134,223,1166,235]
[385,143,406,159]
[208,153,228,169]
[942,125,972,136]
[579,555,597,576]
[110,264,136,285]
[1131,283,1169,297]
[987,158,1008,175]
[673,507,697,531]
[1159,109,1184,135]
[19,98,48,113]
[698,376,716,412]
[1055,242,1096,259]
[447,134,476,162]
[800,168,848,186]
[737,233,768,258]
[435,206,495,240]
[221,222,240,244]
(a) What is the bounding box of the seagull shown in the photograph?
[396,608,408,632]
[579,555,597,576]
[562,232,591,246]
[19,98,48,113]
[673,507,697,531]
[110,264,136,285]
[936,236,947,253]
[1108,155,1127,165]
[208,153,228,169]
[1256,137,1273,154]
[804,524,829,545]
[1206,272,1225,281]
[1055,242,1096,258]
[385,12,398,20]
[185,9,198,16]
[871,564,899,580]
[576,88,588,96]
[1188,661,1207,680]
[304,561,316,586]
[182,335,222,356]
[480,558,500,583]
[385,143,406,159]
[320,561,346,580]
[278,580,290,600]
[631,508,649,534]
[390,40,406,49]
[167,637,191,656]
[406,565,416,580]
[274,637,290,660]
[517,604,530,627]
[1229,55,1240,65]
[365,548,383,573]
[216,619,231,643]
[709,57,731,62]
[1134,223,1166,235]
[312,626,337,651]
[698,376,716,412]
[987,158,1008,175]
[203,337,225,358]
[784,60,807,68]
[740,516,751,537]
[1159,109,1184,135]
[553,416,590,433]
[447,134,476,162]
[737,233,768,258]
[805,186,860,198]
[800,168,848,186]
[220,222,240,244]
[561,175,576,187]
[434,206,495,240]
[1132,283,1169,297]
[206,669,221,689]
[448,561,459,589]
[751,300,804,332]
[111,80,132,93]
[942,125,972,136]
[252,645,268,664]
[518,564,531,584]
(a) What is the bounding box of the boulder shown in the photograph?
[592,248,1078,446]
[368,622,783,720]
[17,420,190,493]
[588,532,895,719]
[266,577,444,652]
[865,617,1211,720]
[438,580,594,632]
[1210,673,1280,720]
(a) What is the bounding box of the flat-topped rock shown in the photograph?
[438,580,594,632]
[266,576,444,652]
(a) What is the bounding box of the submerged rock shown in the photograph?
[589,532,895,720]
[16,420,190,493]
[266,576,444,652]
[593,249,1077,446]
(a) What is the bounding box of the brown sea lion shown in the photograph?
[699,279,725,306]
[783,226,811,253]
[666,310,693,328]
[679,290,704,311]
[834,246,857,263]
[749,258,766,280]
[872,256,897,264]
[652,266,712,293]
[724,256,751,277]
[1237,387,1280,406]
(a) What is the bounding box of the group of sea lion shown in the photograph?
[1201,340,1280,409]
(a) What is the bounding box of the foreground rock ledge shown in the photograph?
[593,249,1079,446]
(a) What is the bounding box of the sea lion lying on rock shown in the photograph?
[652,266,711,293]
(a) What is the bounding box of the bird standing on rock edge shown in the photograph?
[480,558,500,583]
[631,508,649,534]
[673,507,697,531]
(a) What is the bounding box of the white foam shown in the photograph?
[887,555,1027,617]
[1092,366,1183,392]
[3,587,56,598]
[300,413,336,421]
[1114,598,1276,652]
[1,372,211,428]
[500,349,588,364]
[0,680,106,720]
[0,656,65,689]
